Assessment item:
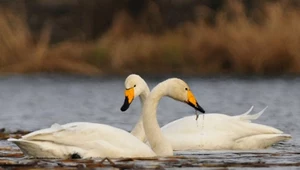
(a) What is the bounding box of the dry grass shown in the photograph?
[0,8,101,75]
[1,0,300,75]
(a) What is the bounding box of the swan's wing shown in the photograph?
[162,114,283,139]
[22,122,152,152]
[161,112,287,150]
[234,106,268,122]
[161,115,228,134]
[239,106,254,116]
[22,123,64,139]
[234,133,291,149]
[22,122,88,139]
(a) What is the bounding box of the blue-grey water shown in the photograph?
[0,74,299,169]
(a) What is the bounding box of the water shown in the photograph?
[0,74,299,169]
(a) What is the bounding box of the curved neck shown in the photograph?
[130,86,150,142]
[142,82,173,156]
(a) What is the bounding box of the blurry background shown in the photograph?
[0,0,299,144]
[0,1,299,167]
[1,0,300,76]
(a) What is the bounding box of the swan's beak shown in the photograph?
[186,90,205,113]
[120,88,134,111]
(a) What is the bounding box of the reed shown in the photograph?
[0,1,300,75]
[0,8,100,75]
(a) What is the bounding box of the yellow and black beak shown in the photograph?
[120,88,134,111]
[185,90,205,113]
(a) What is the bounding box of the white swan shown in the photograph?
[121,74,292,150]
[8,78,204,158]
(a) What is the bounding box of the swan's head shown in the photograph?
[120,74,148,111]
[164,78,205,113]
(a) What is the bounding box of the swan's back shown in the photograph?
[162,114,284,140]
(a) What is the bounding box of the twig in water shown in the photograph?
[99,157,115,166]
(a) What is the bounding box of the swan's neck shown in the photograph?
[130,87,150,142]
[143,82,173,156]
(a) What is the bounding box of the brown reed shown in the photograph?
[0,0,300,76]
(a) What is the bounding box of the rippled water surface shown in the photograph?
[0,74,299,169]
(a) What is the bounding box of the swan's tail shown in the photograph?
[8,138,67,159]
[8,138,50,158]
[234,133,292,149]
[235,106,268,122]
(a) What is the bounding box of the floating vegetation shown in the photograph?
[0,129,30,140]
[0,135,299,169]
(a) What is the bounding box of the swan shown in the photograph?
[8,78,204,158]
[121,74,292,150]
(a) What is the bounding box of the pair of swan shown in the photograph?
[8,78,205,158]
[121,74,292,150]
[8,75,291,159]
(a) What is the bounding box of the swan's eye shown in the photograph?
[185,88,188,91]
[134,85,136,87]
